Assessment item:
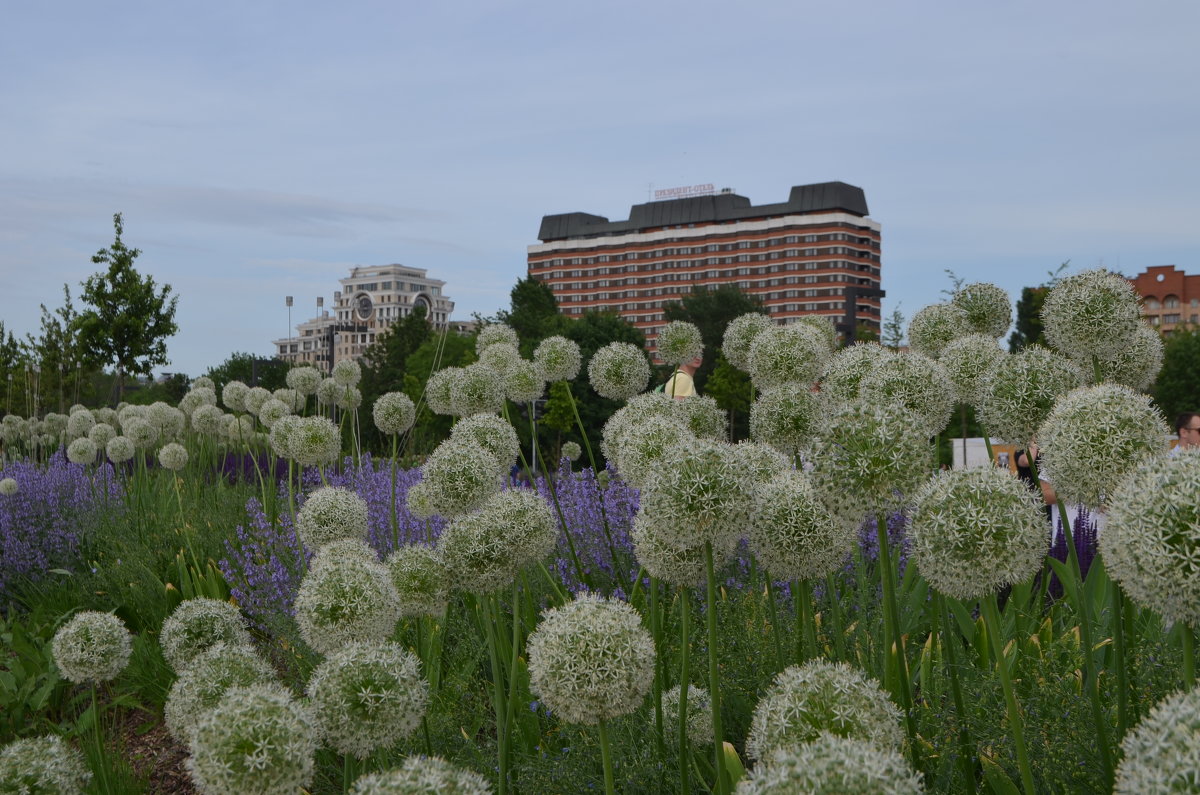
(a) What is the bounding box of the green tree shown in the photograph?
[24,285,97,411]
[76,214,179,401]
[560,311,646,464]
[0,321,24,416]
[881,305,905,350]
[204,352,290,391]
[1153,326,1200,422]
[705,352,752,441]
[662,284,766,393]
[362,305,433,399]
[401,330,477,455]
[495,277,568,355]
[1008,261,1070,352]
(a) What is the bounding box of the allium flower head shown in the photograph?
[243,386,272,417]
[306,641,430,759]
[952,281,1012,338]
[656,320,704,366]
[404,480,437,520]
[297,487,370,549]
[632,511,738,587]
[317,376,344,407]
[289,416,342,468]
[310,539,380,568]
[0,735,91,793]
[158,442,188,471]
[51,610,133,684]
[164,642,276,743]
[449,414,520,475]
[425,367,460,416]
[179,387,218,417]
[793,315,839,355]
[0,478,16,496]
[106,435,135,463]
[738,736,923,795]
[527,592,655,725]
[723,312,774,371]
[1042,268,1143,363]
[257,397,291,428]
[748,324,828,391]
[745,660,903,761]
[438,489,558,593]
[1037,384,1170,508]
[191,405,225,437]
[600,393,679,464]
[655,684,714,746]
[534,335,582,382]
[1114,687,1200,794]
[908,466,1049,600]
[186,684,317,795]
[349,757,494,795]
[906,303,970,358]
[386,544,450,617]
[418,438,505,518]
[976,345,1083,445]
[750,382,820,456]
[561,441,582,462]
[477,342,520,372]
[222,380,249,412]
[809,402,933,529]
[588,342,651,401]
[84,422,115,451]
[160,598,253,674]
[287,365,323,395]
[939,334,1005,405]
[147,401,186,438]
[269,414,302,459]
[43,412,69,437]
[333,358,363,387]
[476,323,519,354]
[859,351,956,437]
[638,439,754,549]
[66,437,97,466]
[612,415,693,491]
[66,409,95,439]
[192,375,216,391]
[225,414,256,444]
[374,392,417,436]
[1102,448,1200,628]
[451,363,505,416]
[294,552,402,655]
[123,417,159,448]
[675,394,728,440]
[732,440,792,487]
[750,470,853,582]
[505,359,545,403]
[819,342,895,404]
[1086,323,1163,391]
[336,386,363,412]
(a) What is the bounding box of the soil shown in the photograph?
[113,708,196,794]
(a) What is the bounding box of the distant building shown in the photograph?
[527,182,883,352]
[1129,265,1200,333]
[274,264,455,372]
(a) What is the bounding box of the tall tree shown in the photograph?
[25,285,96,411]
[495,277,568,355]
[1007,261,1070,352]
[662,284,766,393]
[881,306,905,350]
[204,352,290,392]
[361,305,433,398]
[0,321,23,416]
[402,330,477,455]
[562,311,646,464]
[76,213,179,401]
[1153,326,1200,421]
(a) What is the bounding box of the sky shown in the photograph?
[3,1,1198,377]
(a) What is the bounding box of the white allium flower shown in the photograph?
[723,312,775,372]
[1102,449,1200,628]
[477,342,521,372]
[337,386,364,412]
[243,386,272,417]
[657,320,704,366]
[819,342,895,404]
[451,363,505,416]
[561,441,582,462]
[793,315,839,354]
[732,440,792,488]
[750,382,820,456]
[158,442,189,471]
[745,660,903,761]
[808,403,934,529]
[655,684,714,746]
[908,466,1049,600]
[87,421,117,449]
[164,642,276,742]
[374,392,417,436]
[43,412,69,437]
[0,735,91,793]
[1042,268,1143,363]
[505,359,545,403]
[186,684,317,795]
[273,387,305,412]
[534,335,582,382]
[675,394,728,441]
[222,380,249,412]
[147,401,186,437]
[306,641,429,759]
[95,407,118,426]
[589,342,651,401]
[269,414,302,459]
[527,592,656,725]
[290,416,342,468]
[906,303,970,359]
[294,553,402,656]
[1037,384,1170,509]
[51,611,133,684]
[66,437,97,465]
[225,414,256,443]
[179,387,218,417]
[449,414,520,476]
[310,539,379,568]
[748,324,828,391]
[257,397,291,428]
[416,438,505,519]
[287,366,322,396]
[333,358,363,387]
[106,435,135,464]
[405,480,437,520]
[316,376,344,407]
[386,544,450,617]
[612,416,694,491]
[976,345,1084,445]
[425,367,459,416]
[638,439,754,549]
[297,487,370,550]
[1114,687,1200,794]
[123,417,159,449]
[631,511,738,588]
[859,351,956,438]
[192,376,216,391]
[952,281,1012,339]
[749,470,853,582]
[0,478,16,496]
[600,393,679,464]
[939,334,1005,405]
[738,736,923,795]
[350,757,494,795]
[190,405,225,437]
[476,323,520,354]
[160,598,253,675]
[66,409,95,439]
[1086,323,1163,391]
[438,489,558,594]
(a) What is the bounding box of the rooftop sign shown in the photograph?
[653,183,715,201]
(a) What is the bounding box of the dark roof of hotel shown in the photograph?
[537,182,869,242]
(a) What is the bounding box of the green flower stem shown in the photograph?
[794,579,818,663]
[678,587,692,795]
[502,582,524,781]
[704,542,729,795]
[388,433,400,550]
[765,578,786,673]
[565,384,626,587]
[478,596,510,795]
[90,683,110,795]
[825,573,847,663]
[1112,585,1130,741]
[875,514,917,754]
[980,594,1036,795]
[598,719,616,795]
[1184,623,1196,689]
[529,431,590,592]
[938,594,978,792]
[649,577,665,759]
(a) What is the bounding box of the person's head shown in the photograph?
[1176,412,1200,449]
[680,355,702,375]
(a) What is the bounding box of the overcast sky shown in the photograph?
[3,1,1198,377]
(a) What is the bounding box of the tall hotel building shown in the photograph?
[527,182,882,348]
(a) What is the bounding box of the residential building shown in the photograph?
[527,182,882,352]
[274,264,455,371]
[1129,265,1200,332]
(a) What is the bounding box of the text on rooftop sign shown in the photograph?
[654,183,715,200]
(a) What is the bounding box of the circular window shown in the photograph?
[354,293,373,321]
[1157,274,1165,282]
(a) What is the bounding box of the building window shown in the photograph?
[1165,295,1181,308]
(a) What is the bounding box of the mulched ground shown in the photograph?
[113,708,196,794]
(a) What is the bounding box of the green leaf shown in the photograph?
[981,753,1023,795]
